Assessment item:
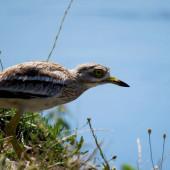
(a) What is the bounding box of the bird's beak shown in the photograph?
[104,76,130,87]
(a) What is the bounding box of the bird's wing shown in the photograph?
[0,61,69,99]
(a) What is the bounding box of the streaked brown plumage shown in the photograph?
[0,61,129,161]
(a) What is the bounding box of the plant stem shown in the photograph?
[160,135,166,170]
[47,0,74,61]
[87,118,110,170]
[149,133,154,168]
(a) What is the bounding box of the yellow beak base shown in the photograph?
[104,76,130,87]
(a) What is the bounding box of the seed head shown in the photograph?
[112,155,117,160]
[148,128,152,134]
[87,117,91,121]
[163,133,166,139]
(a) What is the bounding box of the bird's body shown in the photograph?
[0,61,129,161]
[0,61,85,112]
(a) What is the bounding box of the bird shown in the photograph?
[0,61,129,161]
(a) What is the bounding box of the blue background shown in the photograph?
[1,0,170,169]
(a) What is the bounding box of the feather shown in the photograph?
[0,61,68,99]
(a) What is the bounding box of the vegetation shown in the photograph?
[0,107,168,170]
[0,107,95,169]
[0,0,168,169]
[0,107,125,170]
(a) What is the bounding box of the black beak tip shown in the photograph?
[119,81,130,87]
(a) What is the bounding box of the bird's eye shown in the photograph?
[91,69,104,78]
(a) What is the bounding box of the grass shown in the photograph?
[0,107,97,169]
[0,107,139,170]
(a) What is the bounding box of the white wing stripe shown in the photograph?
[16,75,65,84]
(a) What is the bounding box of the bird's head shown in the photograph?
[71,63,130,89]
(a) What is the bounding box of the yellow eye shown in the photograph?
[91,69,104,78]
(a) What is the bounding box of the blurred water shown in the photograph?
[1,0,170,169]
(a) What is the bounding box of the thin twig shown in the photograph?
[85,140,104,163]
[149,133,154,168]
[87,118,110,170]
[160,133,166,170]
[47,0,74,61]
[58,128,113,143]
[0,51,3,70]
[61,121,88,134]
[160,139,165,170]
[0,60,3,70]
[158,153,170,169]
